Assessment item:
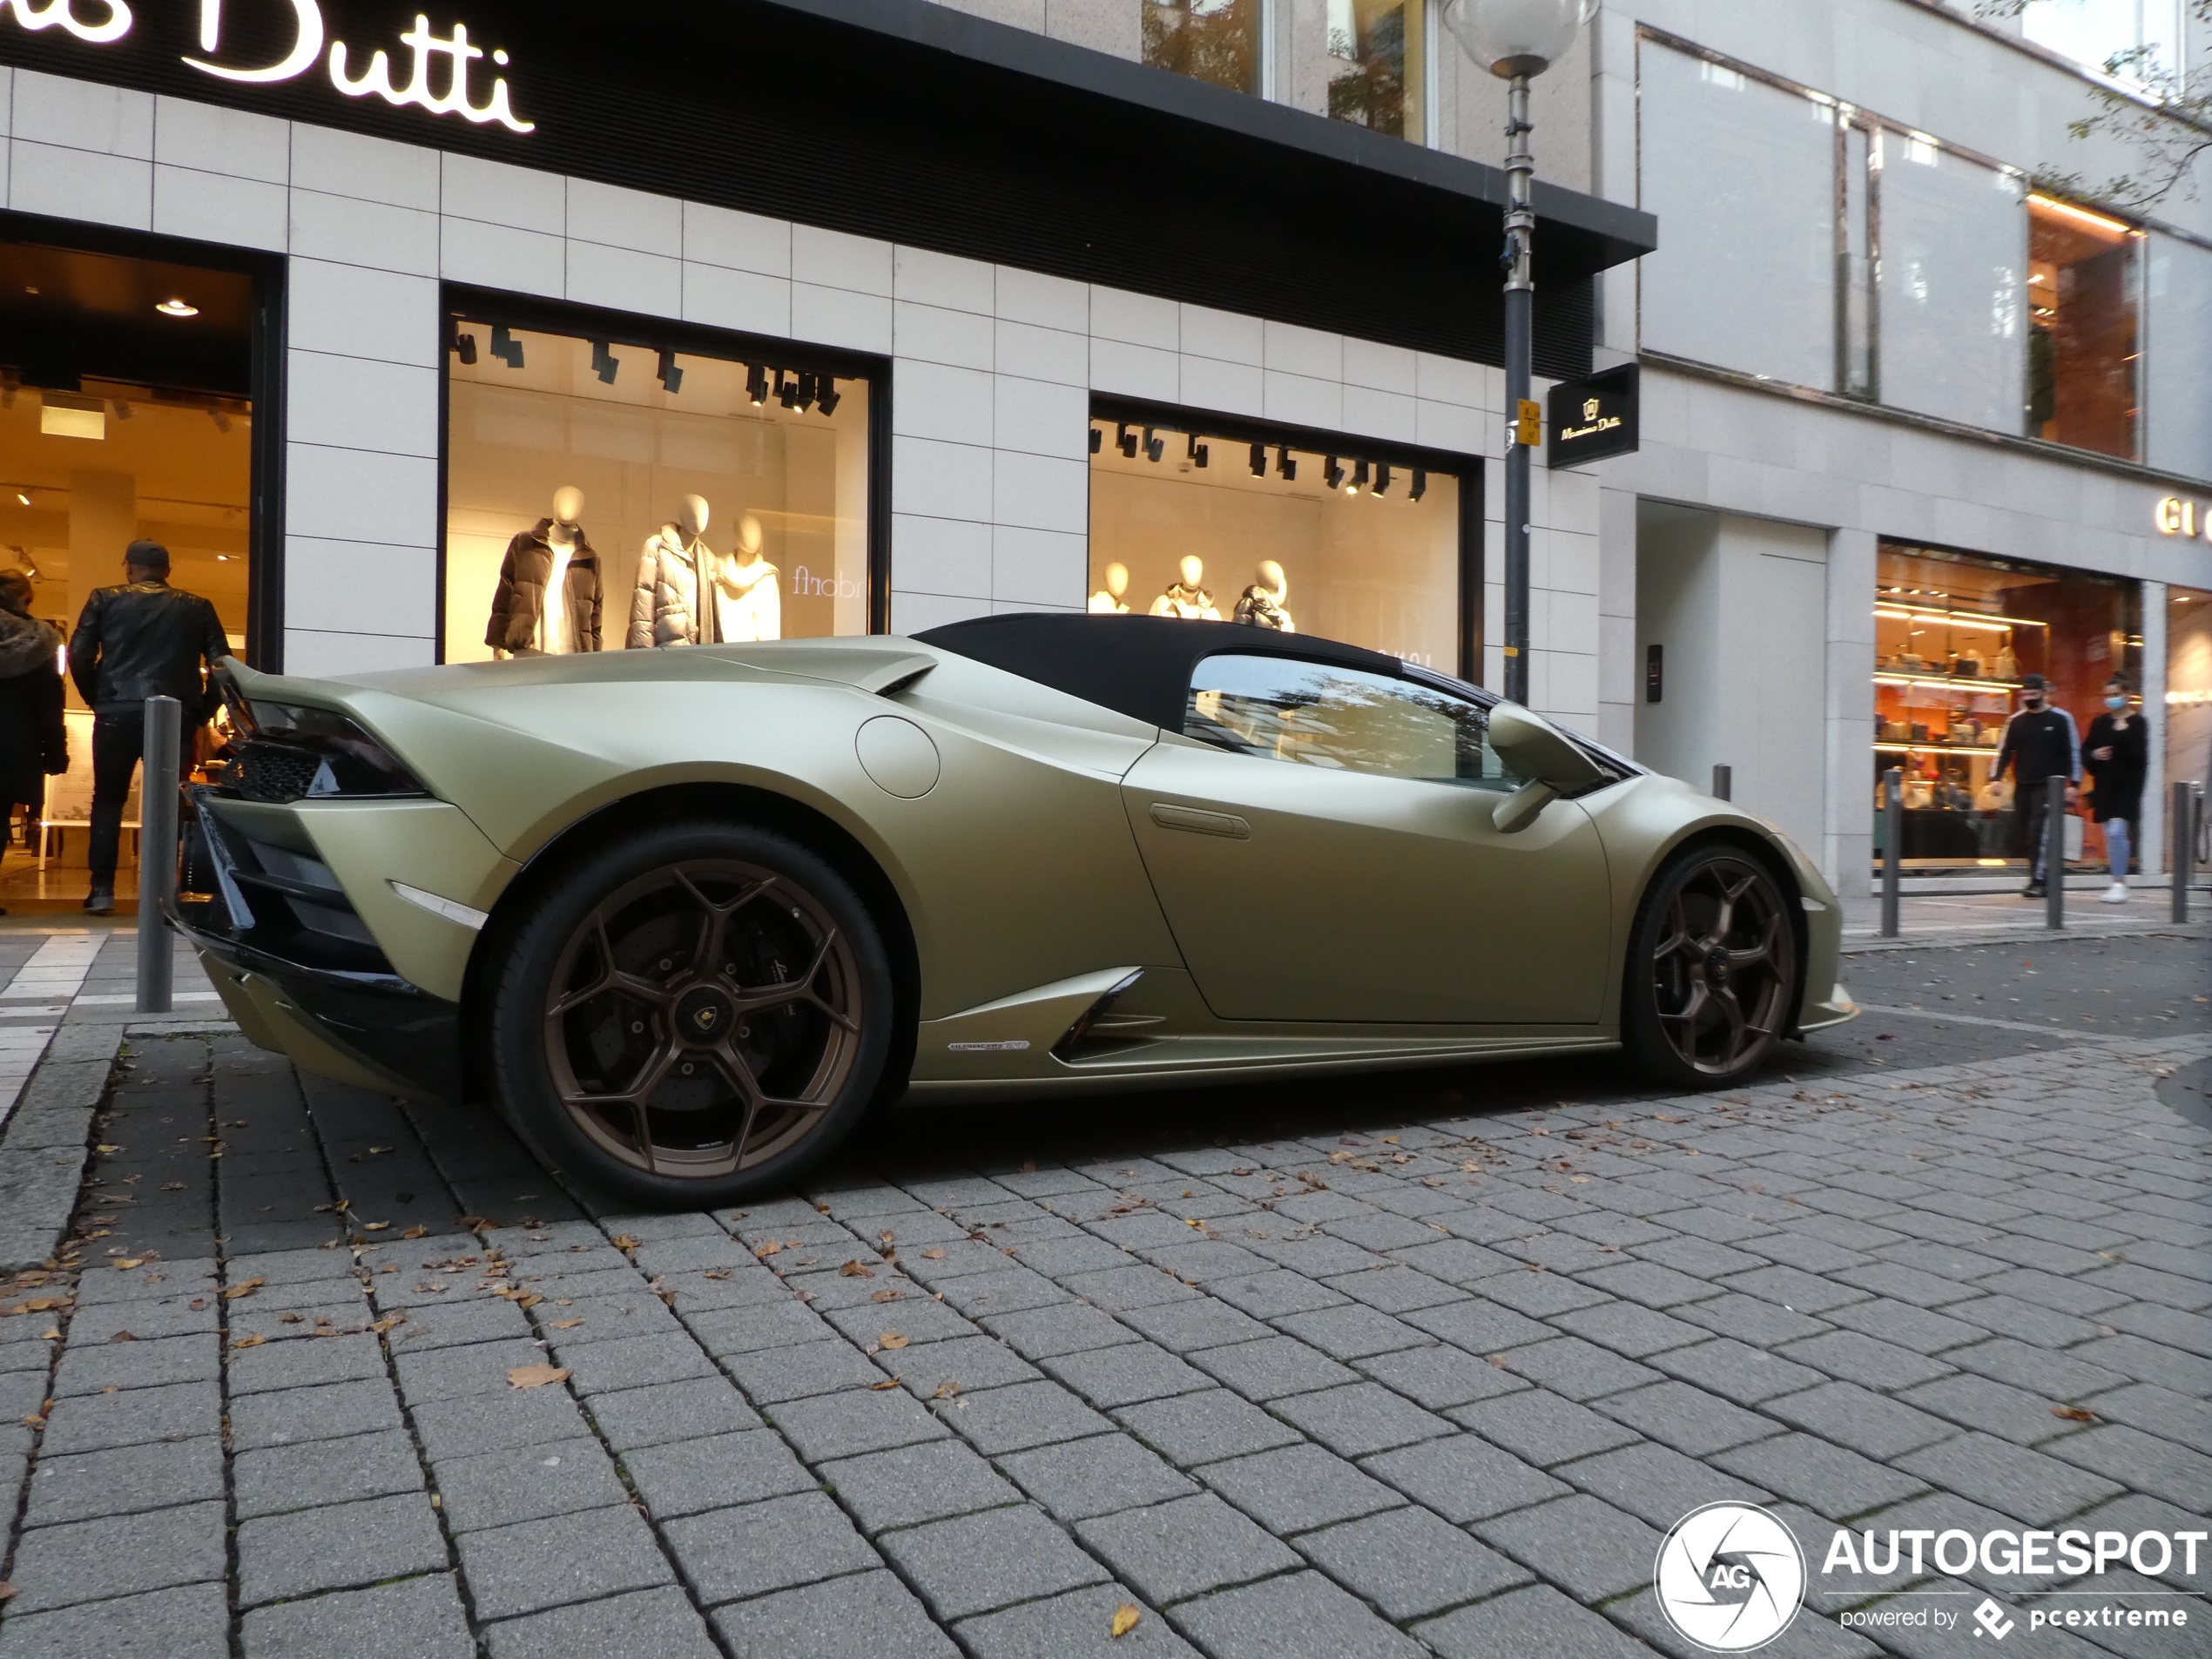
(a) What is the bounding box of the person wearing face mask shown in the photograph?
[2082,674,2147,904]
[1990,672,2080,900]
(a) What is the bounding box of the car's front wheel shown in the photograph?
[1623,842,1798,1089]
[489,819,893,1209]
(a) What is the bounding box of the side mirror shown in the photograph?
[1487,704,1603,833]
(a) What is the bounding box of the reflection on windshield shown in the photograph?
[1186,655,1516,789]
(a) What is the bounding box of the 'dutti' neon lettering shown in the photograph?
[328,16,532,132]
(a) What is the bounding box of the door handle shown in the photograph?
[1149,802,1251,839]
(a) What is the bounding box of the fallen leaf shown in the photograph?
[1655,1113,1686,1123]
[879,1231,896,1248]
[361,1222,390,1233]
[507,1364,570,1389]
[702,1270,731,1280]
[610,1235,641,1251]
[516,1293,543,1311]
[878,1332,909,1350]
[277,1313,303,1325]
[2051,1406,2096,1422]
[868,1377,901,1391]
[368,1314,405,1334]
[232,1333,266,1349]
[754,1240,783,1258]
[161,1183,185,1191]
[1569,1175,1591,1184]
[108,1330,137,1342]
[0,1581,13,1604]
[94,1143,120,1154]
[550,1318,584,1329]
[222,1278,266,1301]
[188,1298,207,1311]
[114,1258,144,1270]
[839,1260,875,1278]
[930,1381,960,1399]
[921,1248,947,1260]
[401,1225,428,1240]
[871,1288,902,1303]
[1110,1604,1141,1639]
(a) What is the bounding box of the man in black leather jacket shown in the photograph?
[67,540,229,914]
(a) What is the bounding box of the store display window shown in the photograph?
[1087,412,1473,677]
[2026,196,2141,461]
[442,314,873,664]
[1872,542,2141,872]
[1327,0,1425,140]
[1143,0,1262,95]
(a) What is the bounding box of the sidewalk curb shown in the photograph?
[0,1025,126,1271]
[1840,921,2212,954]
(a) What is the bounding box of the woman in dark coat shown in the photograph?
[0,570,66,913]
[2083,673,2148,904]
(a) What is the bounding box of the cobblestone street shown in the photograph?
[0,928,2204,1658]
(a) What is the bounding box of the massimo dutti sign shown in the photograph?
[1548,363,1639,469]
[0,0,535,131]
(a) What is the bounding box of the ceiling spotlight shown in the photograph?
[489,326,524,369]
[111,400,132,421]
[745,363,768,406]
[1249,442,1266,477]
[155,299,198,318]
[216,554,230,562]
[451,327,478,366]
[1325,456,1345,490]
[1143,428,1163,462]
[1373,462,1392,496]
[657,349,683,394]
[815,379,841,416]
[1186,433,1209,469]
[1117,423,1137,458]
[13,493,28,507]
[794,371,819,412]
[777,370,800,408]
[1277,446,1297,481]
[1409,468,1427,502]
[208,408,231,434]
[590,341,619,384]
[1091,427,1104,455]
[1347,459,1369,496]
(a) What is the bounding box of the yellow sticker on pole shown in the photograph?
[1515,399,1543,447]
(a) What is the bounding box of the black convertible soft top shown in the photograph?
[914,612,1447,732]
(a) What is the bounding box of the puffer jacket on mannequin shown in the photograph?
[628,525,721,649]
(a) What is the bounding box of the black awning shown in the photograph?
[0,0,1656,376]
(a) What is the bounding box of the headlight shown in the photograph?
[231,700,428,802]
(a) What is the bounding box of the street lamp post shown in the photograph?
[1440,0,1588,708]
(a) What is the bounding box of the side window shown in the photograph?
[1184,654,1524,791]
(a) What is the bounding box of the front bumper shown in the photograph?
[179,786,463,1101]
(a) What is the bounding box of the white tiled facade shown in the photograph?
[0,66,1606,733]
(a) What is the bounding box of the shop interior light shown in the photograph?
[1409,468,1426,502]
[1143,428,1164,462]
[155,299,198,318]
[1347,459,1369,496]
[745,363,768,406]
[1873,605,2050,630]
[1249,442,1266,477]
[590,341,619,384]
[450,328,477,366]
[489,327,524,369]
[13,493,28,506]
[1373,462,1392,496]
[1090,426,1103,455]
[1116,423,1136,458]
[1277,446,1297,481]
[2027,193,2134,238]
[657,349,683,395]
[1325,456,1345,489]
[1186,433,1209,468]
[777,370,800,408]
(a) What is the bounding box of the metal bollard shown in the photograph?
[2045,772,2067,932]
[2178,779,2196,925]
[1711,764,1732,801]
[1880,767,1901,938]
[136,695,182,1014]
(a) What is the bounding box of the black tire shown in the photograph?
[1623,841,1799,1089]
[489,819,894,1209]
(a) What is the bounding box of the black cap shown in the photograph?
[124,538,170,571]
[2020,672,2046,690]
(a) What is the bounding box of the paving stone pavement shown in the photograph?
[0,977,2203,1656]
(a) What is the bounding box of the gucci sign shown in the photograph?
[0,0,533,132]
[2155,496,2212,542]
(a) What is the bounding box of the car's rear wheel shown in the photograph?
[489,819,892,1209]
[1623,843,1797,1089]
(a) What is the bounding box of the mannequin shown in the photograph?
[486,484,602,656]
[629,495,720,648]
[1233,559,1295,632]
[1088,563,1130,615]
[713,511,781,642]
[1150,555,1219,620]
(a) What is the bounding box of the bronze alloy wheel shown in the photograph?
[541,859,865,1180]
[1642,851,1797,1079]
